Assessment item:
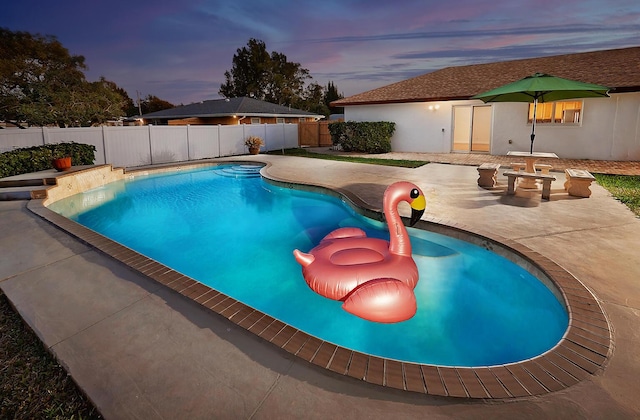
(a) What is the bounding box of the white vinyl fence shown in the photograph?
[0,124,299,168]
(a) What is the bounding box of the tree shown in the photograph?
[140,94,174,114]
[300,82,329,117]
[0,28,88,126]
[324,81,344,115]
[220,38,310,107]
[102,79,136,116]
[0,28,159,126]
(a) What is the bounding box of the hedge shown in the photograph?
[328,121,396,153]
[0,143,96,178]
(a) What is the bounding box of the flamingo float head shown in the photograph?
[384,181,426,226]
[407,186,426,226]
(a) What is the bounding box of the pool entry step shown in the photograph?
[215,164,262,178]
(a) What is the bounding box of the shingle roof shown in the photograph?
[143,96,322,119]
[333,46,640,106]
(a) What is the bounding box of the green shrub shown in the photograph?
[328,121,396,153]
[0,142,96,178]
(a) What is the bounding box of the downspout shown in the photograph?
[635,98,640,160]
[610,96,619,159]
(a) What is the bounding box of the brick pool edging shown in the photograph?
[27,161,612,399]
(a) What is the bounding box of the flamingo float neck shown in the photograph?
[384,185,413,257]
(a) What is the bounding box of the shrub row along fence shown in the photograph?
[0,124,299,169]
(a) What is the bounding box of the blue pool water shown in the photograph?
[49,164,568,367]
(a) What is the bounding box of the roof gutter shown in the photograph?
[331,96,474,107]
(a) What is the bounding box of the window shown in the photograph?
[250,117,261,124]
[528,101,582,124]
[276,118,285,124]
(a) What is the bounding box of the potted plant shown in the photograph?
[51,144,72,171]
[244,136,264,155]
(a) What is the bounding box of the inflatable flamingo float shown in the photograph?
[293,181,426,323]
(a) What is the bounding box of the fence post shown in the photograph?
[102,126,107,165]
[217,125,221,157]
[263,123,268,151]
[186,124,191,161]
[148,125,153,165]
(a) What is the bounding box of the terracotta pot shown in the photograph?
[52,156,72,171]
[249,146,260,155]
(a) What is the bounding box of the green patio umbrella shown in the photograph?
[472,73,610,153]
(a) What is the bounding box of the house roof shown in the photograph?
[332,46,640,106]
[142,96,323,119]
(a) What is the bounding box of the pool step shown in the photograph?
[0,172,58,200]
[216,165,262,178]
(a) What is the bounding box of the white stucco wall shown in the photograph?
[344,102,456,153]
[344,92,640,160]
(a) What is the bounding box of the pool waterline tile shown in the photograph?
[311,342,336,369]
[384,360,405,390]
[27,164,612,400]
[519,360,565,392]
[403,363,426,394]
[346,352,368,381]
[328,347,352,375]
[365,356,384,386]
[296,336,323,362]
[506,364,547,395]
[440,368,468,398]
[456,368,490,398]
[421,365,447,396]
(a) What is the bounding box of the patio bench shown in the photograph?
[564,169,596,197]
[503,170,556,200]
[477,163,501,188]
[511,162,553,174]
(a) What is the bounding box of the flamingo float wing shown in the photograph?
[342,278,417,323]
[322,227,367,240]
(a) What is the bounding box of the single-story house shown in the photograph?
[143,96,324,126]
[332,46,640,161]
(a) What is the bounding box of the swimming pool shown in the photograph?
[48,163,568,368]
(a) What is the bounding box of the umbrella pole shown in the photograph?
[530,98,537,153]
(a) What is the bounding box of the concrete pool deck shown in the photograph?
[1,154,639,418]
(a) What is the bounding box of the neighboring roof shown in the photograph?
[143,96,323,119]
[333,46,640,106]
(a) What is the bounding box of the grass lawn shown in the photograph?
[594,174,640,217]
[0,293,101,419]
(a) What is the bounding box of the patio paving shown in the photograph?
[0,153,639,419]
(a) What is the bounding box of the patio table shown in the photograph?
[507,151,559,188]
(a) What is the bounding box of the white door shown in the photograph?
[453,105,492,152]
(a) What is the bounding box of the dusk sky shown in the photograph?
[4,1,639,106]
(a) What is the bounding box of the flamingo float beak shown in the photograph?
[409,192,426,226]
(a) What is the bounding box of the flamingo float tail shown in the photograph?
[342,278,417,323]
[293,249,315,267]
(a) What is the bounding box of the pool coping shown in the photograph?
[27,161,612,399]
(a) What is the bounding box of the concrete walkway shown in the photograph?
[1,155,639,419]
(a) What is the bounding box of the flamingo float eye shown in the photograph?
[410,188,420,199]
